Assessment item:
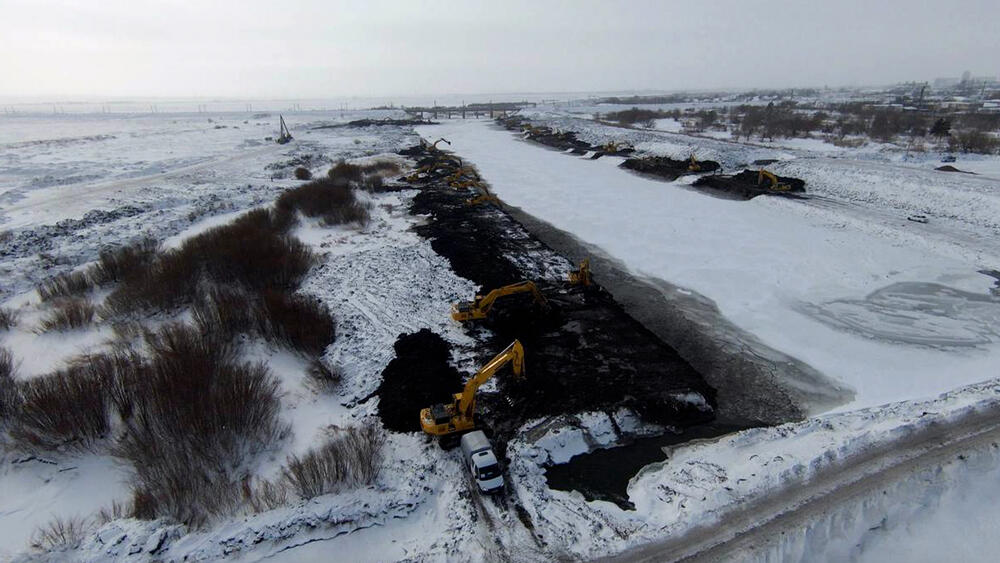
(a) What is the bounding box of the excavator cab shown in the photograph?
[568,258,592,287]
[688,154,701,172]
[758,169,791,191]
[420,340,525,437]
[451,281,547,322]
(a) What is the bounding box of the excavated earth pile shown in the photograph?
[377,329,464,432]
[396,146,717,452]
[693,169,806,199]
[621,155,721,181]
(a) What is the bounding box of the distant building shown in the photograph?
[934,77,960,88]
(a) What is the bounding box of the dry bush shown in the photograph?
[0,308,18,330]
[361,174,384,192]
[259,291,335,355]
[39,299,96,331]
[276,177,371,227]
[30,515,92,551]
[0,347,19,422]
[192,287,259,337]
[114,324,285,526]
[247,478,289,513]
[95,500,128,525]
[9,365,110,451]
[327,160,363,186]
[360,160,401,176]
[105,209,311,315]
[307,358,340,391]
[282,426,384,500]
[90,238,159,286]
[79,348,146,421]
[294,166,312,180]
[37,271,93,302]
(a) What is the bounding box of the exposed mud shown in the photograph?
[399,147,717,456]
[314,118,437,129]
[692,169,806,200]
[621,155,721,182]
[377,329,464,432]
[936,165,976,174]
[545,419,754,509]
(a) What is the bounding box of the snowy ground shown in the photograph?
[3,105,1000,562]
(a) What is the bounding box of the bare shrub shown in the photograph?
[192,287,258,337]
[0,347,19,422]
[307,358,340,391]
[90,238,159,286]
[39,299,96,331]
[294,166,312,180]
[282,426,384,500]
[114,324,285,526]
[30,515,92,551]
[276,176,371,227]
[95,500,128,525]
[361,174,384,192]
[247,478,289,513]
[360,160,401,176]
[259,291,335,355]
[0,308,18,330]
[9,365,110,451]
[37,271,93,302]
[327,160,363,186]
[105,209,312,315]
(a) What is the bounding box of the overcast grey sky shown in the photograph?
[2,0,997,99]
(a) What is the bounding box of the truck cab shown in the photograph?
[460,431,504,494]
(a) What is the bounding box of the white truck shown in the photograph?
[460,430,504,494]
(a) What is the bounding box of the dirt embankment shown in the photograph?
[693,169,806,200]
[377,329,463,432]
[387,145,718,453]
[621,156,721,182]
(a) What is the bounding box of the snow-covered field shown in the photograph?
[2,105,1000,562]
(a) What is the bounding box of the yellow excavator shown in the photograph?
[420,340,525,436]
[688,154,701,172]
[600,140,633,153]
[466,192,501,206]
[568,258,592,286]
[758,169,792,191]
[422,137,451,151]
[451,281,547,322]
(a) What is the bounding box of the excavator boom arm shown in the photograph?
[456,340,524,417]
[476,281,544,316]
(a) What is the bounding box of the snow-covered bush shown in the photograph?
[38,298,97,331]
[113,324,286,527]
[36,270,93,302]
[282,426,385,500]
[9,363,110,451]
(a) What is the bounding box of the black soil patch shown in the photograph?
[545,419,754,509]
[935,165,975,174]
[405,148,716,454]
[377,329,463,432]
[314,118,437,129]
[693,169,806,200]
[621,156,721,181]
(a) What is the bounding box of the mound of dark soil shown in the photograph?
[621,156,721,181]
[935,165,975,174]
[693,169,805,199]
[377,329,464,432]
[408,180,716,454]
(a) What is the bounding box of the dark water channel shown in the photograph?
[545,420,757,510]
